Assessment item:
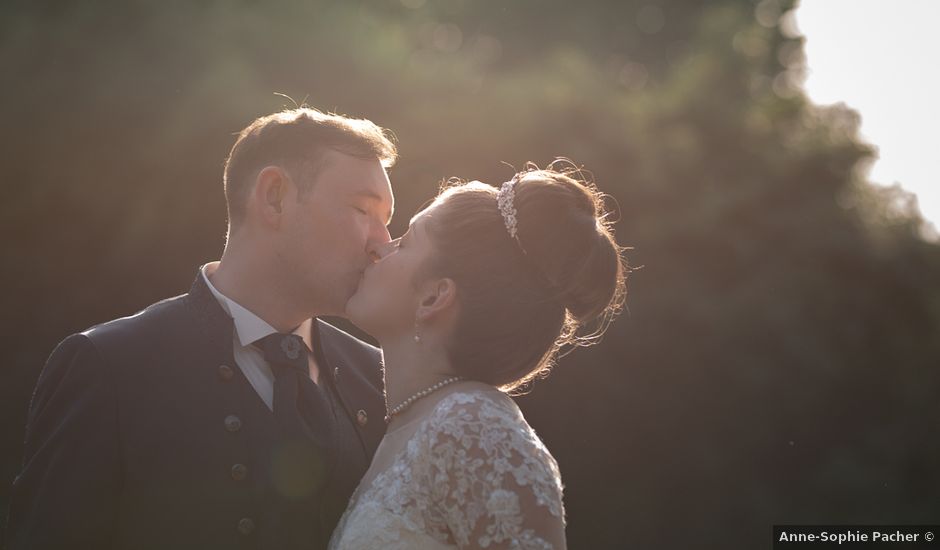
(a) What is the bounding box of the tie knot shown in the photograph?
[254,333,309,376]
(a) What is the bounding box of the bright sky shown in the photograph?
[795,0,940,240]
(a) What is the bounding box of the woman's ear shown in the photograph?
[415,277,457,322]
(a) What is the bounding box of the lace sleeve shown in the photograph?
[421,392,567,550]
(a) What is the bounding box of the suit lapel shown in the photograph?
[313,319,386,457]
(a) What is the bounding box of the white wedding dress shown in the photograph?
[327,385,567,549]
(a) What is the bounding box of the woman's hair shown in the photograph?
[419,160,630,393]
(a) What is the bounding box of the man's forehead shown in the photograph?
[318,150,389,186]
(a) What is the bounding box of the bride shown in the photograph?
[329,162,628,549]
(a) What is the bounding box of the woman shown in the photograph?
[329,162,628,549]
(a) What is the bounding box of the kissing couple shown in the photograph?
[6,107,627,550]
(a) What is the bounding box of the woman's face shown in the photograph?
[345,202,440,341]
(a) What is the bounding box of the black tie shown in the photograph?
[254,332,334,498]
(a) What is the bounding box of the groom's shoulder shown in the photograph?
[81,291,192,349]
[35,292,194,391]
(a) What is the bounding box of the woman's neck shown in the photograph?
[380,336,464,431]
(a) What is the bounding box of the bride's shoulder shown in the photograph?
[428,383,523,424]
[413,383,567,534]
[421,384,560,466]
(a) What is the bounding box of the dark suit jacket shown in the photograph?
[4,271,387,550]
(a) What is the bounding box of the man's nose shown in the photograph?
[366,227,394,262]
[378,223,391,244]
[367,240,399,262]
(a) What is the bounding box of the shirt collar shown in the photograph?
[200,262,314,350]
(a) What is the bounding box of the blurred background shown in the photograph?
[1,0,938,547]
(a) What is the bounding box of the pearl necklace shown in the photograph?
[385,376,465,423]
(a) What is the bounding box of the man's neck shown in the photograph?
[209,250,315,333]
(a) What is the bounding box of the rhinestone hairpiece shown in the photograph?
[497,177,520,240]
[496,175,561,294]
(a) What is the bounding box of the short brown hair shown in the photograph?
[420,161,629,392]
[223,107,398,225]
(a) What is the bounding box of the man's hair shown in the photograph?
[223,107,398,226]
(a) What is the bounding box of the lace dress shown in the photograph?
[327,387,566,549]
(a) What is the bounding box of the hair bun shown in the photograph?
[512,164,627,325]
[416,161,629,391]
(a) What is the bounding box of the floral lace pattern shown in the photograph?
[328,389,566,549]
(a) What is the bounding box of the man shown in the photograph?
[5,107,397,549]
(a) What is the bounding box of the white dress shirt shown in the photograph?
[200,261,317,411]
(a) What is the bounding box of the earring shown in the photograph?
[414,319,421,343]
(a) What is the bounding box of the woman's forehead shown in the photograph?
[406,206,441,243]
[409,201,440,226]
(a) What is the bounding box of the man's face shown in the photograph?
[280,149,394,316]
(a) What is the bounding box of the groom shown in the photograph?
[5,108,397,550]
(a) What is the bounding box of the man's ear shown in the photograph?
[415,277,458,322]
[252,166,292,227]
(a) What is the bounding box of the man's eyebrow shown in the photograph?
[352,189,394,225]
